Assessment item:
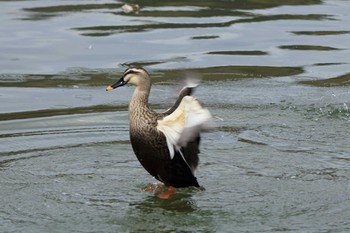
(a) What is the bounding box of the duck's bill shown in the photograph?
[106,77,127,91]
[106,85,114,91]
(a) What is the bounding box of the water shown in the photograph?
[1,0,350,232]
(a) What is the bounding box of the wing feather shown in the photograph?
[157,96,213,159]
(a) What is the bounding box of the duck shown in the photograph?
[106,67,213,197]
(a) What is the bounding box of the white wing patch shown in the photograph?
[156,96,213,159]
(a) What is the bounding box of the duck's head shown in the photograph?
[106,67,150,91]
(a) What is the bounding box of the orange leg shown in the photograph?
[158,186,176,199]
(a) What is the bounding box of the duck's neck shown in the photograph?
[129,86,152,118]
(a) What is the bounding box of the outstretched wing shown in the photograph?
[162,75,200,116]
[157,96,213,160]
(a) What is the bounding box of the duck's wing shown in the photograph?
[156,96,213,160]
[162,76,200,116]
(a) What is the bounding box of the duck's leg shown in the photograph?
[158,186,176,199]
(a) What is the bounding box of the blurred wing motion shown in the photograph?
[157,96,213,159]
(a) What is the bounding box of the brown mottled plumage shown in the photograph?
[106,67,212,188]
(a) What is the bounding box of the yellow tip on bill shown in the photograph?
[106,85,114,91]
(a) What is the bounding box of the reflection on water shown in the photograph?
[125,193,217,232]
[300,72,350,87]
[1,0,348,76]
[291,30,350,36]
[279,45,341,51]
[1,0,350,232]
[21,0,323,20]
[0,65,305,88]
[70,12,331,37]
[132,193,198,213]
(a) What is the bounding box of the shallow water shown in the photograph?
[1,1,350,232]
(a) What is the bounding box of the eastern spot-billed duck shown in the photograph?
[106,67,213,198]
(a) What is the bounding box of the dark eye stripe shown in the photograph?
[124,69,139,76]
